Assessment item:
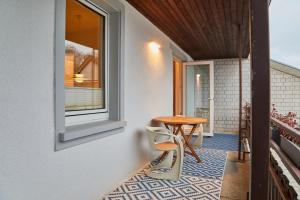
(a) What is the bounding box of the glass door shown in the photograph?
[183,61,214,136]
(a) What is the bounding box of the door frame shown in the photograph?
[173,56,183,116]
[182,60,214,136]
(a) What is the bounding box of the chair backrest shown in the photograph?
[145,126,172,150]
[193,124,204,148]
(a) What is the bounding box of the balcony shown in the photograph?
[1,0,299,200]
[103,133,249,199]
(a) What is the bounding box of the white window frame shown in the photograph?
[65,0,110,126]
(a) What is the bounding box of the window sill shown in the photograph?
[59,120,126,142]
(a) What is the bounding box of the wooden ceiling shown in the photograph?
[126,0,250,60]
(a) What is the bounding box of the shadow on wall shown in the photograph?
[134,128,152,162]
[134,120,167,164]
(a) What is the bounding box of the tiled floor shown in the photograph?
[103,134,242,200]
[220,152,250,200]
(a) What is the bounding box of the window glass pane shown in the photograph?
[65,0,105,112]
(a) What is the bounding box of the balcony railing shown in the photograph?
[269,117,300,200]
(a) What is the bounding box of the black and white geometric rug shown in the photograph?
[103,148,227,200]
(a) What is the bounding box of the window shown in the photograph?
[65,0,108,126]
[55,0,125,150]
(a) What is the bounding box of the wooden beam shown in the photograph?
[238,24,243,160]
[249,0,270,199]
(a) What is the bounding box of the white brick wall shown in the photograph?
[213,58,300,133]
[271,69,300,116]
[214,59,250,133]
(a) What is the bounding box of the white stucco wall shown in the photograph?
[0,1,191,200]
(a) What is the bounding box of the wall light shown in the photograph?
[149,41,161,53]
[74,74,85,83]
[196,74,201,88]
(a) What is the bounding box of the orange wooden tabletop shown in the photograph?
[153,116,208,125]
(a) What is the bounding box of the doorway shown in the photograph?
[173,57,183,116]
[183,61,214,136]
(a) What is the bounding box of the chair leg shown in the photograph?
[153,151,173,169]
[146,142,184,181]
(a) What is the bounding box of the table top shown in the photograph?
[153,116,208,125]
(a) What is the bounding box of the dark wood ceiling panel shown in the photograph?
[126,0,250,60]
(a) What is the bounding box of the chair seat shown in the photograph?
[155,142,177,151]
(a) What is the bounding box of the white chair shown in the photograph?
[182,123,204,149]
[145,126,184,181]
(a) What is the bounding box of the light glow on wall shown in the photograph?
[148,41,161,53]
[196,74,201,87]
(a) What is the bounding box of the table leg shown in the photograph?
[178,126,187,146]
[174,124,182,136]
[158,123,181,163]
[164,123,170,130]
[187,124,198,141]
[180,124,202,163]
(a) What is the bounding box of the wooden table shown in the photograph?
[153,116,208,163]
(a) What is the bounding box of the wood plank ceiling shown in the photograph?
[126,0,250,60]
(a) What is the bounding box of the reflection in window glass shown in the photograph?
[64,0,105,112]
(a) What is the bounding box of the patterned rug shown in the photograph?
[183,148,227,180]
[103,148,227,200]
[202,133,239,151]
